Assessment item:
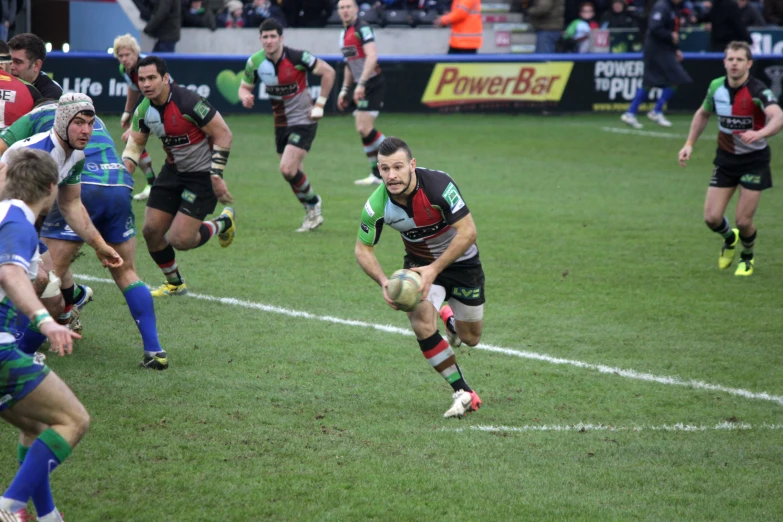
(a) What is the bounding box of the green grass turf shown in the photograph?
[2,113,782,521]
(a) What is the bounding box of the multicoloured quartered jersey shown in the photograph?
[358,168,479,265]
[241,47,318,127]
[0,199,39,343]
[132,85,217,173]
[119,58,143,92]
[0,130,83,186]
[0,71,40,131]
[0,104,133,189]
[702,75,779,166]
[340,20,381,82]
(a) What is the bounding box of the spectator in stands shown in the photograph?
[434,0,483,54]
[182,0,209,27]
[764,0,783,24]
[245,0,287,27]
[144,0,181,52]
[709,0,751,50]
[134,0,154,21]
[737,0,765,27]
[527,0,565,53]
[0,0,15,42]
[562,1,598,52]
[297,0,333,26]
[600,0,639,27]
[219,0,246,27]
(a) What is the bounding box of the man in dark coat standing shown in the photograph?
[144,0,182,52]
[621,0,692,128]
[709,0,751,52]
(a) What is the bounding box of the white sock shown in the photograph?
[38,508,64,522]
[0,496,26,513]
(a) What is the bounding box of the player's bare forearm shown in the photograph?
[355,239,387,286]
[359,43,379,85]
[315,60,336,99]
[0,265,50,320]
[57,185,105,250]
[202,112,233,150]
[343,65,354,87]
[759,105,783,138]
[238,83,254,104]
[429,214,477,274]
[124,89,140,113]
[685,108,711,145]
[122,131,148,173]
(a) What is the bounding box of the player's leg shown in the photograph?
[622,82,650,128]
[143,165,188,296]
[353,105,386,186]
[732,166,770,276]
[42,239,84,326]
[132,149,157,201]
[0,355,89,520]
[408,285,481,418]
[17,253,64,359]
[704,167,740,269]
[279,129,322,232]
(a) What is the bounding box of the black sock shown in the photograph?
[740,230,756,259]
[710,217,735,244]
[61,285,75,307]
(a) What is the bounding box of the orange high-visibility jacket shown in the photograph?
[440,0,483,50]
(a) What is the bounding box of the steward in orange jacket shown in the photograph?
[435,0,483,54]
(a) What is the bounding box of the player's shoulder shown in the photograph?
[356,20,375,37]
[0,201,37,231]
[747,76,778,102]
[9,130,51,150]
[706,76,726,93]
[416,166,454,184]
[364,184,389,214]
[171,84,202,104]
[247,49,267,66]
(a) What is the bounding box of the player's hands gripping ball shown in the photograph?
[386,269,423,312]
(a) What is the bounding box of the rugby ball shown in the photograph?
[387,269,422,312]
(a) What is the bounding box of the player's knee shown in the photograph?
[461,332,481,347]
[141,222,160,242]
[357,122,372,136]
[168,234,197,251]
[279,163,296,180]
[68,404,90,443]
[735,215,754,231]
[32,268,49,295]
[703,214,722,229]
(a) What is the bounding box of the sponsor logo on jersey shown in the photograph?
[194,99,211,119]
[0,394,12,406]
[181,189,197,203]
[342,45,358,58]
[0,90,17,102]
[126,216,134,230]
[719,116,753,131]
[162,134,192,148]
[302,51,317,68]
[0,253,28,265]
[442,182,465,213]
[360,26,373,40]
[453,287,481,299]
[422,62,573,107]
[762,88,778,104]
[360,222,370,233]
[86,162,125,172]
[402,222,446,241]
[364,200,374,217]
[266,83,299,97]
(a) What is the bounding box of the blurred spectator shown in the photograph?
[219,0,246,27]
[764,0,783,24]
[737,0,765,27]
[296,0,333,26]
[182,0,209,27]
[527,0,565,53]
[0,0,16,42]
[709,0,751,51]
[434,0,483,53]
[134,0,154,21]
[245,0,287,27]
[144,0,181,51]
[562,1,598,52]
[600,0,640,27]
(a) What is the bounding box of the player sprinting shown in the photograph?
[122,56,236,297]
[0,101,168,369]
[0,41,40,131]
[113,34,158,201]
[355,137,485,418]
[238,18,335,232]
[678,41,783,276]
[1,94,124,358]
[0,149,88,522]
[336,0,388,186]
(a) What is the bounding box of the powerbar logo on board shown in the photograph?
[421,63,573,107]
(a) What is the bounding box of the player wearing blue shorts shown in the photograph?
[0,94,124,364]
[0,98,168,369]
[0,148,89,522]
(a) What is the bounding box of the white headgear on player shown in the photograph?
[54,93,95,147]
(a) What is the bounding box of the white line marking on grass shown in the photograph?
[76,274,783,407]
[446,422,783,433]
[601,126,684,139]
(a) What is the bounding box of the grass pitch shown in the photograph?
[2,113,782,521]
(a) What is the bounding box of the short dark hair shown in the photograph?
[2,148,58,203]
[137,55,169,78]
[260,18,283,35]
[8,33,46,64]
[726,41,753,61]
[377,137,413,161]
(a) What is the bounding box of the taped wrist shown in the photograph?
[32,308,54,330]
[122,139,143,166]
[210,145,230,178]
